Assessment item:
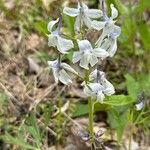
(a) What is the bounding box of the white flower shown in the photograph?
[63,2,102,33]
[89,69,105,81]
[135,101,144,111]
[72,40,109,69]
[96,25,121,57]
[92,4,121,57]
[47,18,74,54]
[92,4,118,31]
[83,69,115,102]
[89,69,115,96]
[48,59,78,85]
[101,77,115,96]
[83,83,105,102]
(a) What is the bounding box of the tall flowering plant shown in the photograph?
[47,0,121,147]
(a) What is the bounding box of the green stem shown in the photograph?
[88,96,94,149]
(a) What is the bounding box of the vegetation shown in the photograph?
[0,0,150,149]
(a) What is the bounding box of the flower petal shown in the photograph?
[83,15,93,29]
[100,38,110,50]
[111,25,121,38]
[78,40,93,52]
[48,60,59,83]
[84,85,93,96]
[63,7,79,17]
[104,86,115,95]
[48,34,57,47]
[89,54,98,67]
[89,69,105,82]
[52,68,59,84]
[97,91,105,102]
[58,69,72,85]
[136,101,144,111]
[108,38,117,57]
[85,9,102,18]
[79,52,90,69]
[102,79,115,96]
[104,22,117,35]
[92,20,106,31]
[61,63,78,75]
[96,22,115,47]
[72,51,81,63]
[89,69,98,81]
[47,59,58,68]
[47,18,59,32]
[57,36,74,54]
[110,4,118,19]
[93,48,109,59]
[81,2,88,10]
[90,83,103,93]
[74,15,82,33]
[84,83,104,100]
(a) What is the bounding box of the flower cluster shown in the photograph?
[47,18,74,54]
[83,69,115,102]
[47,0,121,102]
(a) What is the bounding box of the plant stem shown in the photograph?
[88,96,94,149]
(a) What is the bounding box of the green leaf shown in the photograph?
[26,113,42,147]
[134,0,150,13]
[125,74,140,100]
[72,103,88,118]
[0,133,38,150]
[94,102,110,111]
[34,20,48,37]
[104,95,134,106]
[43,104,52,127]
[72,95,134,117]
[108,108,128,142]
[119,16,136,46]
[72,102,111,118]
[138,22,150,50]
[137,74,150,95]
[28,126,41,143]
